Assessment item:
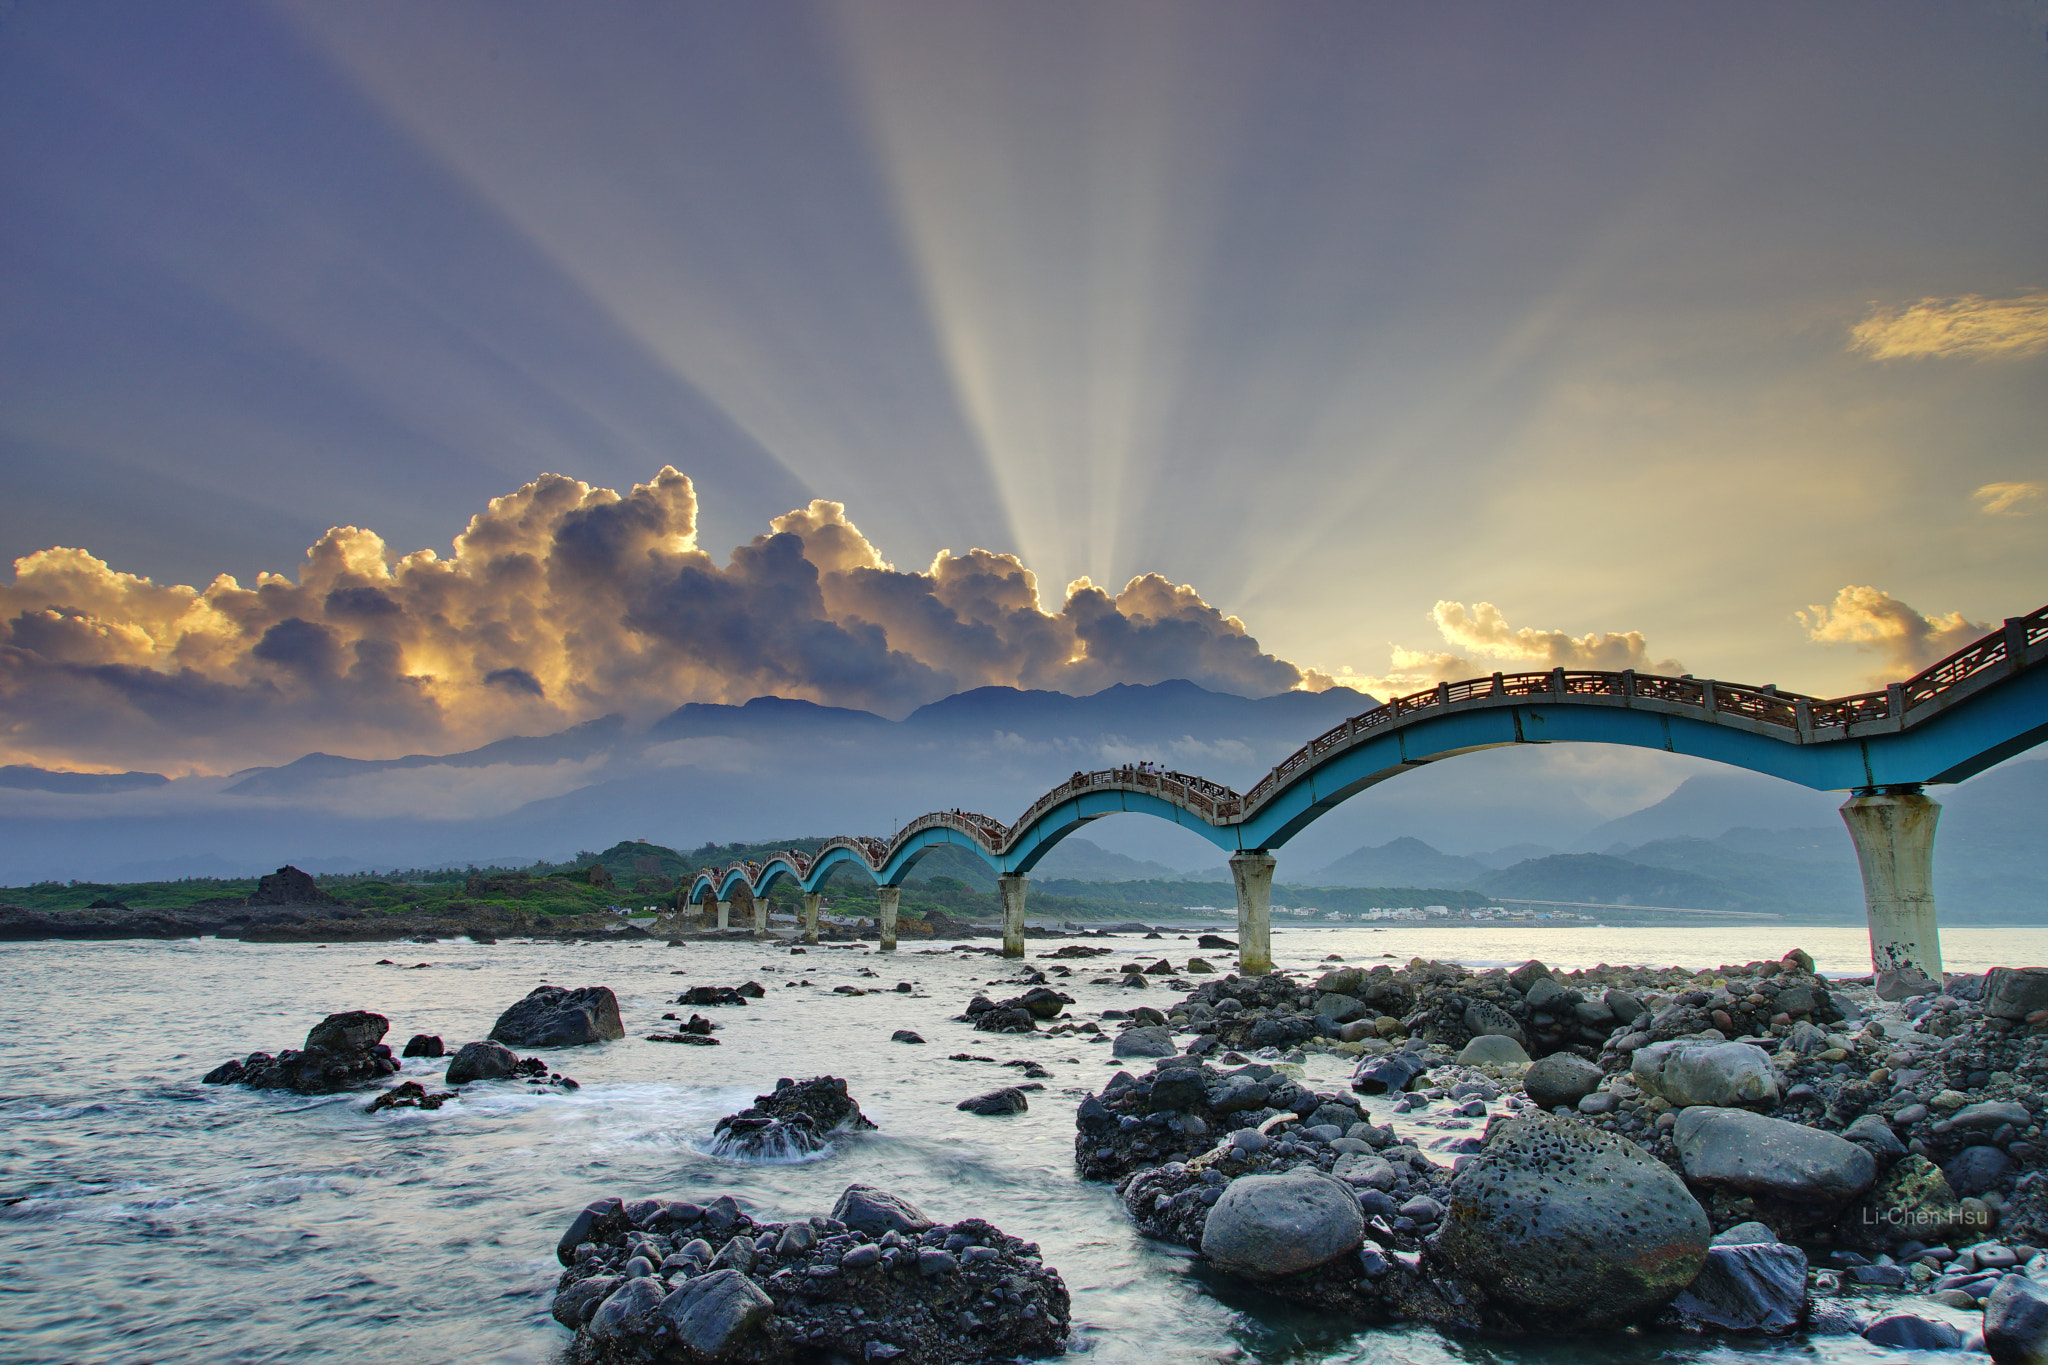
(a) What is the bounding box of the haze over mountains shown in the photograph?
[1,679,2040,921]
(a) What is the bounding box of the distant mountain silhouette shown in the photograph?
[1573,771,1841,850]
[0,765,169,795]
[1310,836,1488,888]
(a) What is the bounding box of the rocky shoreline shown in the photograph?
[1069,950,2048,1353]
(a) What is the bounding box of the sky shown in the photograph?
[2,0,2045,780]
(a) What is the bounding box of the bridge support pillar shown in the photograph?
[803,893,820,945]
[877,886,899,951]
[753,897,768,938]
[1841,788,1943,992]
[715,899,730,933]
[999,875,1028,958]
[1230,851,1275,976]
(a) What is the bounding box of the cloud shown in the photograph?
[1849,292,2048,360]
[1317,602,1685,698]
[1797,586,1992,682]
[0,469,1316,771]
[1975,481,2045,516]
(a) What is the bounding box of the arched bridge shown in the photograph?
[677,604,2048,986]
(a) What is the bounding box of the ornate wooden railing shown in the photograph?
[685,603,2045,898]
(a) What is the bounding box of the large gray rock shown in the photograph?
[1666,1241,1807,1334]
[1953,1099,2032,1130]
[1984,966,2048,1020]
[830,1183,933,1237]
[584,1275,665,1342]
[1631,1040,1778,1108]
[1985,1273,2048,1364]
[1674,1107,1876,1201]
[1456,1035,1530,1067]
[1111,1026,1176,1059]
[488,985,624,1048]
[445,1039,519,1085]
[1315,992,1368,1023]
[1431,1112,1709,1329]
[1200,1168,1365,1278]
[1523,1054,1603,1110]
[657,1269,774,1357]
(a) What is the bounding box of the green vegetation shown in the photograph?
[1,836,1486,924]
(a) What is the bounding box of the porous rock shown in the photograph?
[1429,1112,1709,1330]
[199,1010,400,1094]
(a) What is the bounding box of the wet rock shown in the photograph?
[1862,1312,1962,1350]
[1665,1240,1807,1334]
[712,1077,874,1159]
[1429,1112,1709,1331]
[554,1185,1068,1365]
[446,1040,521,1085]
[489,985,625,1048]
[1354,1050,1431,1093]
[402,1033,444,1058]
[365,1080,456,1112]
[1197,935,1236,949]
[1462,998,1526,1046]
[1985,1273,2048,1364]
[1673,1107,1876,1202]
[1523,1054,1603,1110]
[833,1184,934,1237]
[891,1030,926,1045]
[200,1010,401,1094]
[1841,1114,1906,1160]
[678,983,762,1007]
[1200,1168,1364,1278]
[1454,1035,1529,1068]
[1111,1026,1176,1059]
[1315,993,1368,1024]
[957,1088,1028,1116]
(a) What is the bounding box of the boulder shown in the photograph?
[1841,1113,1906,1159]
[401,1033,444,1058]
[489,985,624,1048]
[200,1010,399,1094]
[1863,1313,1963,1350]
[1111,1026,1176,1059]
[1354,1051,1431,1093]
[958,1087,1029,1116]
[1430,1113,1708,1329]
[1984,966,2048,1020]
[1631,1040,1779,1108]
[445,1040,521,1085]
[1456,1035,1530,1068]
[585,1275,665,1343]
[1604,988,1645,1024]
[1523,1053,1603,1110]
[1315,992,1368,1024]
[1200,1168,1365,1278]
[830,1183,934,1237]
[1953,1099,2032,1130]
[1666,1240,1807,1334]
[1985,1273,2048,1364]
[657,1268,774,1357]
[1673,1107,1876,1202]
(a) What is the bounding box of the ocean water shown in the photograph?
[5,924,2041,1365]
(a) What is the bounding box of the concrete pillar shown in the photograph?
[877,886,899,951]
[1841,788,1943,990]
[1230,851,1276,976]
[715,899,730,932]
[999,875,1028,958]
[752,896,768,937]
[802,893,820,945]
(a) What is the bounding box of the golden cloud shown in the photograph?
[1797,585,1991,683]
[0,469,1312,772]
[1975,481,2045,516]
[1321,603,1683,698]
[1849,292,2048,360]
